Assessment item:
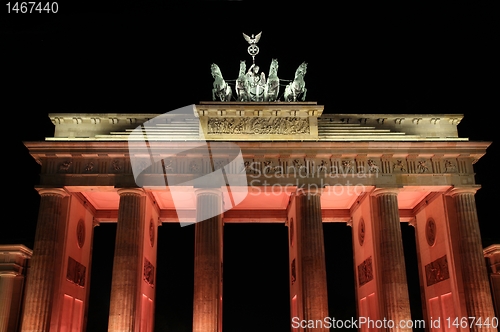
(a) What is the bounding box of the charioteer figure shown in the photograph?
[246,64,266,101]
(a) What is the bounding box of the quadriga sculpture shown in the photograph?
[211,63,233,102]
[284,62,307,102]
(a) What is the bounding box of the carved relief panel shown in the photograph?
[66,256,86,287]
[40,153,477,180]
[291,258,296,285]
[149,219,155,247]
[425,218,437,247]
[207,117,310,135]
[143,258,155,287]
[76,219,85,248]
[425,255,450,286]
[358,256,373,287]
[358,218,366,246]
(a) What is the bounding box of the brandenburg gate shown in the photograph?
[4,32,498,332]
[11,101,496,332]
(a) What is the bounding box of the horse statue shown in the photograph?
[211,63,233,102]
[284,62,307,102]
[235,60,250,102]
[264,58,280,101]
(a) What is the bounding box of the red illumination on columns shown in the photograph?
[192,189,223,332]
[372,188,412,331]
[20,188,69,332]
[296,189,329,332]
[107,188,145,332]
[448,188,497,332]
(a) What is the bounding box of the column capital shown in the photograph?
[370,187,400,197]
[483,244,500,274]
[446,186,480,197]
[0,244,33,258]
[194,188,223,197]
[116,188,145,196]
[296,187,322,196]
[36,187,70,197]
[0,271,19,277]
[484,244,500,257]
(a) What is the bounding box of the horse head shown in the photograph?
[295,62,307,78]
[211,63,222,78]
[269,59,279,76]
[239,60,246,76]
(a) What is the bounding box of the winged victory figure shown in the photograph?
[243,32,262,63]
[242,31,262,45]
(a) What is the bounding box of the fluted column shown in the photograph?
[483,244,500,318]
[448,188,497,332]
[297,189,329,331]
[0,244,31,332]
[0,273,17,332]
[372,188,412,331]
[108,188,145,332]
[20,188,68,332]
[192,189,223,332]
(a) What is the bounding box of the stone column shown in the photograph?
[108,188,145,332]
[20,188,68,332]
[483,244,500,318]
[448,188,497,332]
[372,188,412,331]
[296,189,329,331]
[0,245,32,332]
[0,274,21,332]
[0,274,16,332]
[192,189,223,332]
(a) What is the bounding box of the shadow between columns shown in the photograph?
[323,223,356,321]
[222,223,289,332]
[401,222,425,332]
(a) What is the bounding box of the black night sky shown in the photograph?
[3,2,499,331]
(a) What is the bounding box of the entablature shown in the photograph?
[46,103,466,142]
[24,141,489,188]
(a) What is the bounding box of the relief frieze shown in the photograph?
[341,160,355,174]
[144,258,155,287]
[425,255,450,286]
[58,161,72,172]
[42,155,471,180]
[66,256,86,287]
[207,117,309,135]
[111,160,121,172]
[367,160,380,173]
[358,256,373,287]
[83,161,95,172]
[444,160,457,173]
[417,160,429,173]
[393,159,407,173]
[162,159,175,173]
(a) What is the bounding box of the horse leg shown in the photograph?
[284,85,290,102]
[236,82,243,101]
[302,87,307,101]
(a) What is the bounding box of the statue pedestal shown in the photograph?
[197,101,323,141]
